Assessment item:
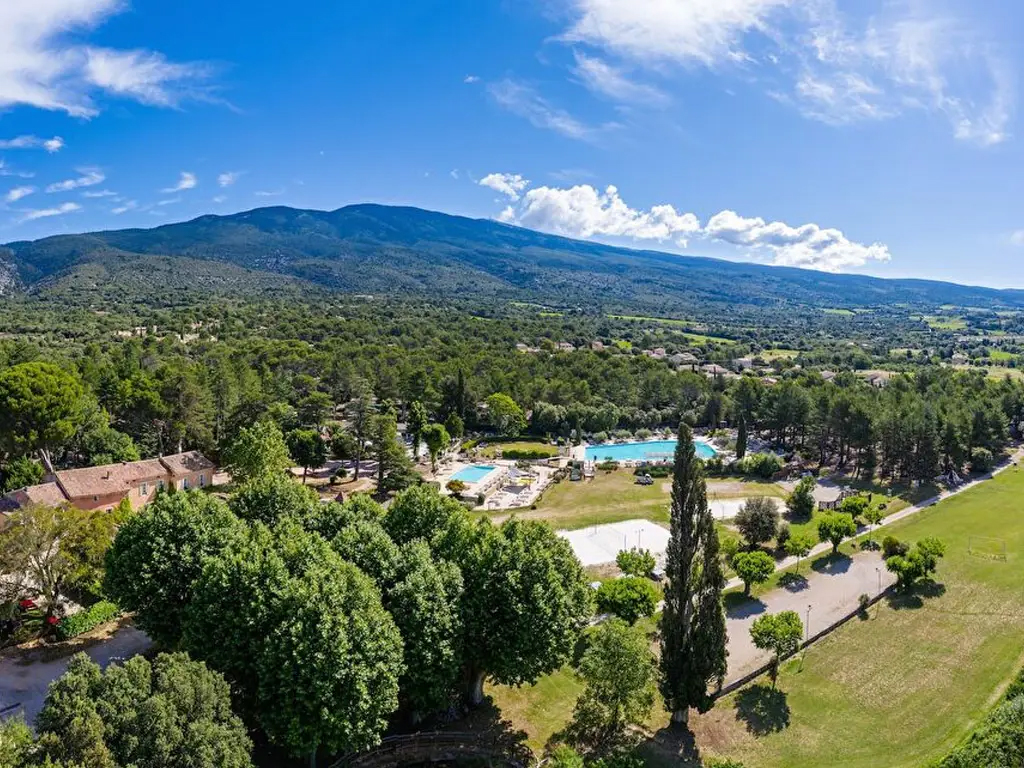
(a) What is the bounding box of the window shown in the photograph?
[182,478,190,490]
[199,474,206,487]
[141,483,148,496]
[158,479,164,491]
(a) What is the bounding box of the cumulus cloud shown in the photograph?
[46,168,105,193]
[464,75,480,84]
[20,201,81,222]
[555,0,1013,145]
[704,210,891,271]
[0,135,64,152]
[0,2,214,116]
[218,171,241,187]
[486,175,890,271]
[5,186,35,203]
[512,183,701,243]
[479,173,531,201]
[162,172,197,193]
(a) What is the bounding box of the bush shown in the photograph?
[446,479,468,494]
[738,452,784,479]
[616,547,656,577]
[719,534,740,566]
[776,522,791,548]
[882,535,909,559]
[503,449,556,460]
[633,464,671,478]
[970,447,994,474]
[635,428,653,440]
[596,460,620,472]
[56,601,120,641]
[595,577,659,624]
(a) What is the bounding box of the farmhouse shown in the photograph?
[0,451,216,518]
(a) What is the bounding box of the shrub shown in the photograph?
[616,547,656,577]
[838,495,869,519]
[503,449,556,460]
[738,452,784,479]
[719,534,740,566]
[776,522,791,548]
[970,447,994,474]
[732,551,775,596]
[597,460,619,472]
[633,464,670,478]
[56,601,120,641]
[635,428,653,440]
[786,475,817,519]
[446,479,468,494]
[595,577,659,624]
[882,535,909,559]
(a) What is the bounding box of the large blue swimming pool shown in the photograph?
[585,439,716,462]
[452,464,497,483]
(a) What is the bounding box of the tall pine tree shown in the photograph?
[659,423,728,725]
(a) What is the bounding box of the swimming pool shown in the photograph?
[451,464,498,484]
[584,440,716,462]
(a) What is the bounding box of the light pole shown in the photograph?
[805,604,812,642]
[876,567,882,617]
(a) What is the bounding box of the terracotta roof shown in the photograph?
[55,459,167,499]
[0,482,68,513]
[159,451,215,477]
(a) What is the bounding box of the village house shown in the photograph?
[671,352,700,371]
[820,370,837,382]
[0,451,217,518]
[557,341,576,352]
[733,357,754,371]
[590,340,605,352]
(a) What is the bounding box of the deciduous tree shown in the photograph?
[749,611,803,688]
[223,420,292,484]
[735,497,780,549]
[817,512,857,554]
[732,551,775,597]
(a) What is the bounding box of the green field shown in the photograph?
[921,315,968,331]
[987,349,1016,362]
[696,466,1024,767]
[609,314,690,326]
[821,308,855,317]
[760,349,801,361]
[487,466,1024,767]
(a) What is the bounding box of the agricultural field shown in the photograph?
[821,308,855,317]
[759,349,801,361]
[921,315,968,330]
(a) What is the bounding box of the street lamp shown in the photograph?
[805,604,812,642]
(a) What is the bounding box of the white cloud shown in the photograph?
[556,0,1013,145]
[20,201,81,222]
[487,175,890,271]
[162,172,197,193]
[450,169,460,180]
[0,135,64,152]
[212,195,227,203]
[479,172,531,201]
[111,200,137,214]
[157,197,181,206]
[82,189,116,198]
[0,2,213,116]
[46,168,105,193]
[703,210,891,271]
[511,183,701,243]
[464,75,480,84]
[5,186,35,203]
[217,171,241,187]
[1010,230,1024,247]
[0,161,34,179]
[255,189,284,197]
[488,79,614,141]
[571,51,668,105]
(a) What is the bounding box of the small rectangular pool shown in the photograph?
[585,439,716,462]
[452,464,497,484]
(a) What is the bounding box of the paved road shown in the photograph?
[0,625,152,726]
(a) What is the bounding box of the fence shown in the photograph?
[817,489,857,512]
[329,731,530,768]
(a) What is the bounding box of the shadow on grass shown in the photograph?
[724,593,767,619]
[810,551,852,576]
[886,580,947,611]
[779,571,809,592]
[734,684,791,736]
[637,726,702,767]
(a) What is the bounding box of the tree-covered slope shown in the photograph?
[3,203,1022,310]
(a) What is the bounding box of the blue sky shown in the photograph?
[1,1,1023,287]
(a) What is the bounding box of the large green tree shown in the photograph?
[222,420,292,484]
[749,611,803,688]
[35,652,252,768]
[568,619,657,750]
[285,427,327,483]
[369,410,417,495]
[659,423,728,726]
[182,521,404,759]
[407,400,428,460]
[485,393,527,438]
[104,491,245,646]
[0,362,85,469]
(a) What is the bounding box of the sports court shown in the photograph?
[558,519,671,566]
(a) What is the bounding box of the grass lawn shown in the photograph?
[821,308,855,317]
[477,440,557,459]
[695,465,1024,768]
[987,349,1016,362]
[495,471,787,531]
[922,315,968,331]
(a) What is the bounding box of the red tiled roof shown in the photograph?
[159,451,215,477]
[55,459,167,499]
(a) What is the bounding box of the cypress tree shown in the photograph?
[659,423,728,726]
[736,416,748,460]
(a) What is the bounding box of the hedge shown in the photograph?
[56,601,121,641]
[503,449,556,460]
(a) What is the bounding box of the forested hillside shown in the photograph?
[4,204,1024,313]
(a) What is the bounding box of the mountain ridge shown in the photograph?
[3,203,1022,310]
